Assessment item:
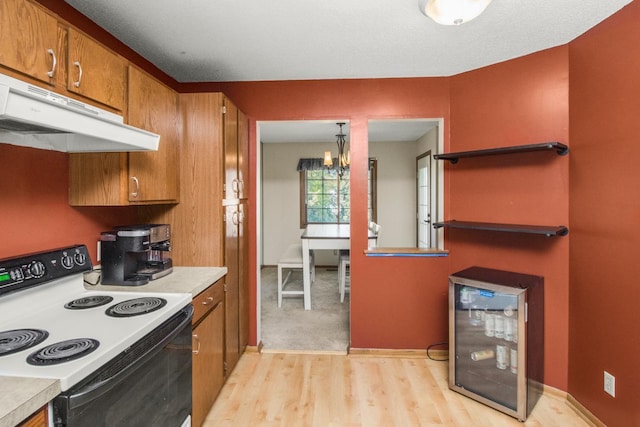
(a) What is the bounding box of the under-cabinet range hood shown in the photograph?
[0,72,159,152]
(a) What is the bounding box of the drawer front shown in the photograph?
[192,279,224,325]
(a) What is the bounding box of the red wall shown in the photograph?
[569,1,640,425]
[0,144,136,263]
[12,4,638,423]
[193,78,454,351]
[197,64,572,392]
[448,47,570,390]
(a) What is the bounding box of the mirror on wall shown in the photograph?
[367,119,443,249]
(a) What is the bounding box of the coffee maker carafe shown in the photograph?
[100,224,173,286]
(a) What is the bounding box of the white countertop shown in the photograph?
[85,266,227,296]
[0,377,59,427]
[0,266,227,427]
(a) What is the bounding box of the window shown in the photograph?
[299,159,377,227]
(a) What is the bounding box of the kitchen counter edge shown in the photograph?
[1,266,227,427]
[85,266,228,296]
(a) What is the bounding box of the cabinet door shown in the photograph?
[224,204,240,374]
[68,151,128,206]
[238,201,249,351]
[192,302,224,427]
[237,109,249,199]
[127,66,180,203]
[67,27,125,111]
[0,0,59,85]
[223,98,239,200]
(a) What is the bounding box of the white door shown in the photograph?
[417,153,431,248]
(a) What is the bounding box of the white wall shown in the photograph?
[262,141,338,266]
[368,140,417,247]
[416,127,439,246]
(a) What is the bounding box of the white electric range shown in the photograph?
[0,245,193,427]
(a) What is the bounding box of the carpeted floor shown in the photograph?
[260,266,349,352]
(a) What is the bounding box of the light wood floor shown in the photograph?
[203,352,591,427]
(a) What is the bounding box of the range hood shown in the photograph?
[0,72,159,152]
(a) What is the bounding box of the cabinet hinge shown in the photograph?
[222,105,227,114]
[224,282,228,292]
[223,361,228,374]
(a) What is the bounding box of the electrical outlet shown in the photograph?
[604,371,615,397]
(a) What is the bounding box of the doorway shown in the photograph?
[258,120,352,352]
[417,151,432,248]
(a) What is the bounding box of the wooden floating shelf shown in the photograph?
[433,142,569,164]
[433,220,569,237]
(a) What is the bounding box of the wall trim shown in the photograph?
[565,393,604,427]
[348,347,448,359]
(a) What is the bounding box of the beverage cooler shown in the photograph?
[448,267,544,421]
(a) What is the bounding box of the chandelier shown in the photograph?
[324,122,350,177]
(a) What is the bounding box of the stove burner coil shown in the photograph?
[105,297,167,317]
[64,295,114,309]
[0,329,49,356]
[26,338,100,365]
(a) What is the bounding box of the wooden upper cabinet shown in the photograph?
[223,98,239,201]
[0,0,60,84]
[237,109,249,199]
[222,98,248,201]
[127,66,180,203]
[68,151,128,206]
[67,27,125,111]
[69,67,179,206]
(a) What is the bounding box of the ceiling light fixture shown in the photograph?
[324,122,349,178]
[419,0,493,25]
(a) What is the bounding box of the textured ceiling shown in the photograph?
[61,0,632,143]
[63,0,632,83]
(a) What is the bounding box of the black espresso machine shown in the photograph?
[100,224,173,286]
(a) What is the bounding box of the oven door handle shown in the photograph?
[61,304,194,410]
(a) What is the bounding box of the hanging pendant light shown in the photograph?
[419,0,493,26]
[324,122,349,178]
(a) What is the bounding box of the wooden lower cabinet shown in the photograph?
[191,280,225,427]
[224,203,241,374]
[18,405,47,427]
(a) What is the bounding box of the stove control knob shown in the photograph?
[74,252,87,266]
[29,261,46,278]
[61,254,74,270]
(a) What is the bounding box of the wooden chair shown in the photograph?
[338,250,350,303]
[277,243,314,307]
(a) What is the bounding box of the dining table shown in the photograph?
[300,224,377,310]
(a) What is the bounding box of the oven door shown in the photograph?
[52,305,193,427]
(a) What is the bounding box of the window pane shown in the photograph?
[339,208,350,222]
[308,208,324,222]
[307,179,324,194]
[307,194,323,209]
[301,163,376,226]
[308,169,323,179]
